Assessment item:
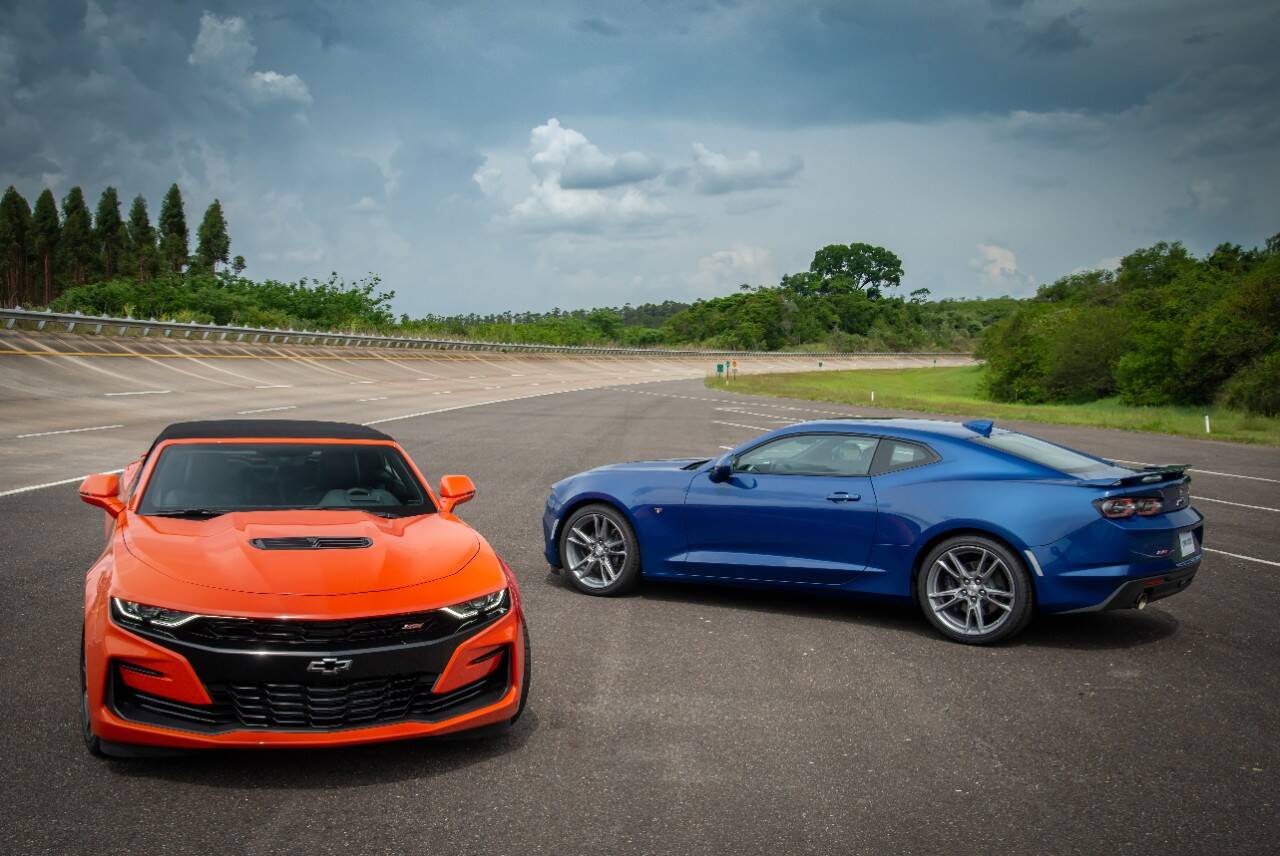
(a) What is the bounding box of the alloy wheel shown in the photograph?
[925,545,1017,637]
[564,512,628,590]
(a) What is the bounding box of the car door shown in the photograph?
[680,433,880,586]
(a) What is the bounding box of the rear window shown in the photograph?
[138,442,434,516]
[974,432,1103,475]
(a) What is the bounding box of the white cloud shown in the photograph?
[999,109,1111,147]
[188,13,310,107]
[188,12,255,74]
[690,143,803,194]
[471,159,503,196]
[349,195,380,212]
[528,118,661,189]
[247,70,311,104]
[972,243,1034,292]
[687,244,775,296]
[509,118,668,232]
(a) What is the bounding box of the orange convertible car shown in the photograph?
[78,420,529,756]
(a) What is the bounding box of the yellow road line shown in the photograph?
[0,349,563,362]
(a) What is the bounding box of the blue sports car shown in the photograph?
[542,418,1204,644]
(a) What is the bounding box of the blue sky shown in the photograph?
[2,0,1278,315]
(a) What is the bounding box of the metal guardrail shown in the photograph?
[0,307,971,359]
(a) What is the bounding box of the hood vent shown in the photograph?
[250,537,373,551]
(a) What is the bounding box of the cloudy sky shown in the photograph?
[2,1,1278,315]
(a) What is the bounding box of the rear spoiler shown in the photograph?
[1079,463,1191,488]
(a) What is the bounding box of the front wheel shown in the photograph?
[916,536,1034,644]
[558,504,641,596]
[80,630,106,758]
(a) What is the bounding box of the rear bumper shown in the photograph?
[86,606,526,750]
[1091,562,1199,611]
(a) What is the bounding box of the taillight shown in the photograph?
[1095,496,1164,518]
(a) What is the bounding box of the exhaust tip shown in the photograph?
[1135,593,1149,610]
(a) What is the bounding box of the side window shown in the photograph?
[872,440,938,475]
[734,434,879,476]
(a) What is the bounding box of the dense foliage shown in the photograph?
[52,272,396,331]
[0,182,229,307]
[977,237,1280,415]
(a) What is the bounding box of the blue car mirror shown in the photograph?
[708,454,733,483]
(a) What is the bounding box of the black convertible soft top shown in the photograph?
[153,420,393,444]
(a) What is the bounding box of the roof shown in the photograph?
[153,420,393,443]
[790,418,984,440]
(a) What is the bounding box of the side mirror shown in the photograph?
[438,474,476,513]
[79,473,124,517]
[708,454,733,483]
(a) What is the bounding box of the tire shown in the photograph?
[80,629,106,758]
[558,503,641,596]
[916,535,1034,645]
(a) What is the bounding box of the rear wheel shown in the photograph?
[916,536,1034,644]
[558,504,641,596]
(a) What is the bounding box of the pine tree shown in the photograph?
[126,195,157,282]
[59,187,95,287]
[194,199,230,275]
[94,187,125,279]
[0,187,33,306]
[158,183,188,273]
[30,189,60,304]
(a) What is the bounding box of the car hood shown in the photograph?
[586,458,707,474]
[122,511,479,596]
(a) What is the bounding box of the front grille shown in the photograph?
[115,662,507,732]
[173,610,453,649]
[249,536,373,550]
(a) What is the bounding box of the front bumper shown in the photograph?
[87,606,526,749]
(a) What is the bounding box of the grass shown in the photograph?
[707,365,1280,446]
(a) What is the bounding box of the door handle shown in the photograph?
[826,492,860,503]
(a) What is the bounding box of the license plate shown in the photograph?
[1179,531,1197,558]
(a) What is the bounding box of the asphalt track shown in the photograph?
[1,336,1277,855]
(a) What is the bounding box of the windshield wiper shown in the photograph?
[145,508,230,519]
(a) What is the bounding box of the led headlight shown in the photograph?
[112,598,202,628]
[439,588,508,620]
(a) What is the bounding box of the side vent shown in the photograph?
[249,537,373,551]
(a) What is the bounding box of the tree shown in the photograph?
[30,189,60,304]
[805,242,904,298]
[158,183,189,273]
[125,195,157,282]
[231,255,246,275]
[94,187,125,279]
[59,187,95,287]
[194,199,230,274]
[0,186,33,306]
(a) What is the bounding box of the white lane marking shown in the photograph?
[104,389,171,396]
[254,384,292,389]
[349,380,375,385]
[1112,459,1280,485]
[364,385,596,426]
[16,424,124,439]
[1204,548,1280,568]
[1191,469,1280,485]
[358,396,388,402]
[0,468,124,498]
[1194,496,1280,513]
[718,445,734,451]
[713,420,771,432]
[236,405,296,414]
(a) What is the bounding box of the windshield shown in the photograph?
[973,431,1108,475]
[137,443,435,516]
